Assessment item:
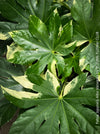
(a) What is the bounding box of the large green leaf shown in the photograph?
[1,86,41,109]
[71,0,92,40]
[0,0,55,57]
[0,89,17,127]
[17,0,54,22]
[0,0,54,33]
[71,0,100,78]
[0,58,24,126]
[7,10,75,83]
[0,58,36,125]
[3,71,99,134]
[7,41,49,65]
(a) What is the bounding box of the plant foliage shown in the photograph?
[0,0,100,134]
[1,71,99,134]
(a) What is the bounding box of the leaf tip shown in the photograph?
[98,75,100,82]
[70,20,73,26]
[73,0,76,5]
[0,86,5,94]
[89,0,91,3]
[54,8,58,14]
[79,57,86,71]
[30,15,33,17]
[0,33,8,40]
[9,32,13,37]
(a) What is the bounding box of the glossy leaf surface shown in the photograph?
[2,71,99,134]
[71,0,100,78]
[0,0,54,33]
[0,58,24,126]
[7,10,75,83]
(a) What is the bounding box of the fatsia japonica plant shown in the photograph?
[0,0,100,134]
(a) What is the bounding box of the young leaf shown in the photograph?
[47,9,61,48]
[8,10,75,81]
[8,71,99,134]
[55,20,73,47]
[29,15,50,48]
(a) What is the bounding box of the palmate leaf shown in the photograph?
[0,0,54,56]
[7,10,76,84]
[2,71,99,134]
[0,0,54,33]
[71,0,100,79]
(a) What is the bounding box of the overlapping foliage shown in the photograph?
[0,0,100,134]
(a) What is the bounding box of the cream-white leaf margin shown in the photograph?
[12,75,33,89]
[76,40,88,46]
[48,59,57,78]
[98,75,100,82]
[63,73,87,96]
[73,0,91,5]
[46,70,60,93]
[12,70,59,92]
[7,43,23,61]
[0,33,9,40]
[63,76,78,96]
[1,86,41,100]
